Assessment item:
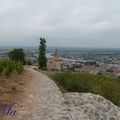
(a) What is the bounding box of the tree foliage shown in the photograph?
[38,37,47,69]
[8,48,25,64]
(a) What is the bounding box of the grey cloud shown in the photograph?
[0,0,120,48]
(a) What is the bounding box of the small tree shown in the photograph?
[8,48,25,64]
[38,37,47,69]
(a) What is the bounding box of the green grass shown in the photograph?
[52,72,120,106]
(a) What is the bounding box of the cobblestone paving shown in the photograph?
[18,68,120,120]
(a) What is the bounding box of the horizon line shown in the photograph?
[0,45,120,49]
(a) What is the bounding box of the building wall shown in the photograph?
[47,58,61,71]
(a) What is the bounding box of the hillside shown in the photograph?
[0,66,120,120]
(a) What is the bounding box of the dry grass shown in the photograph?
[0,68,33,103]
[0,68,34,120]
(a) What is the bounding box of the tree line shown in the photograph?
[6,37,47,69]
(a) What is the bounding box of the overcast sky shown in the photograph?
[0,0,120,48]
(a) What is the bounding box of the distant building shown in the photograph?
[47,49,62,71]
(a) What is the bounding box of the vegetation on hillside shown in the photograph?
[8,48,25,64]
[52,72,120,106]
[38,37,47,69]
[0,60,23,76]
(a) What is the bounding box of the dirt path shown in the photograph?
[15,66,71,120]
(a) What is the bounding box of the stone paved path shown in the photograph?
[18,67,71,120]
[17,67,120,120]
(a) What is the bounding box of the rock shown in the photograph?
[64,93,120,120]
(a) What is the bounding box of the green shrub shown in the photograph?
[5,68,11,77]
[16,63,23,74]
[52,72,120,106]
[5,61,15,76]
[0,64,4,74]
[0,60,24,76]
[8,63,14,73]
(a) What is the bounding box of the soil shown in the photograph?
[0,66,34,120]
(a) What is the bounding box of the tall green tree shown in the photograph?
[38,37,47,69]
[8,48,25,64]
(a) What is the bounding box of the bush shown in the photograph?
[52,72,120,106]
[0,60,24,76]
[5,68,11,76]
[16,63,24,74]
[8,48,25,64]
[0,64,4,74]
[8,63,14,73]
